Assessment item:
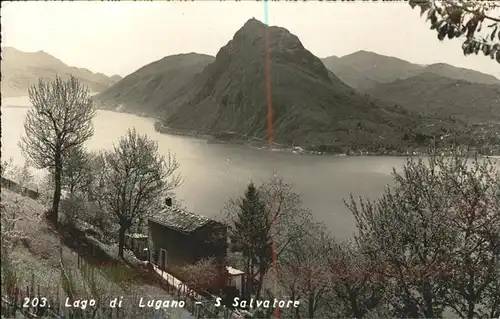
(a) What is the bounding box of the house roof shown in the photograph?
[148,207,213,233]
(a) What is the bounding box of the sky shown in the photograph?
[2,1,499,78]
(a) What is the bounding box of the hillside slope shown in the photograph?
[322,51,500,90]
[367,73,500,123]
[421,63,500,85]
[321,55,379,91]
[161,19,442,149]
[0,188,195,318]
[329,51,422,90]
[94,53,214,116]
[1,47,121,96]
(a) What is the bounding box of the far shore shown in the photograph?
[152,120,500,158]
[95,105,500,158]
[8,101,500,158]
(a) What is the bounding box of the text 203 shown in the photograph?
[23,297,49,308]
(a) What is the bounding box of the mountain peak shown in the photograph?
[243,17,266,27]
[232,18,268,43]
[211,19,330,83]
[232,18,303,51]
[343,50,416,65]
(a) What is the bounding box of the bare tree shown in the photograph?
[225,175,311,299]
[93,128,181,258]
[483,265,500,319]
[279,221,332,319]
[19,76,96,225]
[180,257,224,293]
[61,146,92,196]
[325,241,389,319]
[439,154,500,318]
[347,149,500,318]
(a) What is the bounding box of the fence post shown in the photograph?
[36,284,40,315]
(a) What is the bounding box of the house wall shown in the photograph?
[148,221,196,268]
[148,220,228,268]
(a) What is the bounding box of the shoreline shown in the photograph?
[93,106,500,158]
[152,121,500,158]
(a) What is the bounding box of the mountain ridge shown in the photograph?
[94,53,215,116]
[367,72,500,123]
[95,19,498,153]
[322,50,500,90]
[1,47,122,97]
[155,19,440,149]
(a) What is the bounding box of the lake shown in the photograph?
[2,96,413,239]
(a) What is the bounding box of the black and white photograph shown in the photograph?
[1,1,499,318]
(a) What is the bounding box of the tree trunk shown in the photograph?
[255,269,265,299]
[118,226,126,259]
[349,288,362,318]
[308,294,315,318]
[52,153,63,226]
[466,270,476,319]
[467,301,475,319]
[245,272,253,299]
[422,280,435,318]
[243,255,252,299]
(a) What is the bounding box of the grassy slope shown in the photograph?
[1,188,193,318]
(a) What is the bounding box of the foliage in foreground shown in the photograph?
[410,0,500,63]
[226,150,499,319]
[224,175,312,300]
[19,76,96,225]
[91,128,182,258]
[346,150,500,318]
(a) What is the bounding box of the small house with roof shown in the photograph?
[148,198,228,270]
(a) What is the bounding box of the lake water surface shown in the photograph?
[2,96,417,239]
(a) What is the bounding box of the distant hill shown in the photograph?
[94,53,214,116]
[322,51,500,91]
[1,47,121,97]
[420,63,500,85]
[156,18,457,150]
[321,55,379,91]
[367,72,500,123]
[110,74,123,83]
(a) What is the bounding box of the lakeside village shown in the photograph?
[154,121,500,157]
